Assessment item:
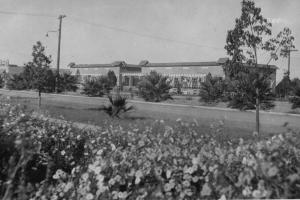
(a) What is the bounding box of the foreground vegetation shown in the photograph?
[1,97,300,199]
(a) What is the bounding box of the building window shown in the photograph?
[123,76,130,86]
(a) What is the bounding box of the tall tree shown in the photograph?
[224,0,295,134]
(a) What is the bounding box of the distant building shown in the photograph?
[69,58,277,95]
[0,59,24,75]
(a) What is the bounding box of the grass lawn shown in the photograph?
[7,95,283,141]
[62,91,300,114]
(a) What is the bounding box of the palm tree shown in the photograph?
[99,94,134,118]
[138,71,173,102]
[199,73,225,103]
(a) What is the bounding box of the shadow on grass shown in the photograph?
[86,107,149,121]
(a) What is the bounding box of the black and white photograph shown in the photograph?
[0,0,300,199]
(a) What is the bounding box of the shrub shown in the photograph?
[98,94,134,118]
[6,74,28,90]
[82,76,110,96]
[58,72,79,92]
[289,78,300,109]
[0,98,90,199]
[138,71,173,102]
[107,70,117,88]
[0,73,5,88]
[199,73,225,103]
[226,71,275,110]
[275,74,292,98]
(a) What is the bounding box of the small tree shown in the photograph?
[224,0,295,134]
[82,76,110,97]
[199,73,225,103]
[28,42,52,107]
[138,71,173,102]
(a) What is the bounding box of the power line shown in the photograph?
[0,9,224,50]
[0,10,56,18]
[68,17,224,50]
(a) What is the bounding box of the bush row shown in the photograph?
[1,97,300,199]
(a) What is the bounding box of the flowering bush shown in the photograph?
[1,97,300,199]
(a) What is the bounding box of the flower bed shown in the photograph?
[0,97,300,199]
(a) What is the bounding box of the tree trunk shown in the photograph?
[38,91,41,108]
[255,88,260,134]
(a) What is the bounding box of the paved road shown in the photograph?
[1,89,299,134]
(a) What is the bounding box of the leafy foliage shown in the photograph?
[29,41,53,94]
[275,73,292,98]
[138,71,173,102]
[98,94,134,118]
[227,71,275,110]
[223,0,295,133]
[6,74,28,90]
[57,71,78,92]
[107,70,117,88]
[0,72,5,88]
[1,99,300,199]
[82,76,110,97]
[199,73,226,103]
[6,41,55,95]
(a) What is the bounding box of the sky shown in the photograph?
[0,0,300,82]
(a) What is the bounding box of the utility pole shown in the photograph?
[56,14,66,93]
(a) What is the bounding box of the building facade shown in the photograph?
[69,58,277,94]
[0,60,24,75]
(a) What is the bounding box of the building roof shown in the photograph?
[69,58,278,70]
[145,61,219,67]
[71,61,140,68]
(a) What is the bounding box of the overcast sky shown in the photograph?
[0,0,299,81]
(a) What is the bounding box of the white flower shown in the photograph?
[86,193,94,200]
[218,194,226,200]
[111,143,116,151]
[201,183,212,196]
[63,182,73,192]
[61,150,66,156]
[118,192,128,199]
[135,170,143,184]
[81,173,89,181]
[252,190,262,198]
[267,166,279,177]
[166,170,172,179]
[278,134,284,140]
[242,186,252,196]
